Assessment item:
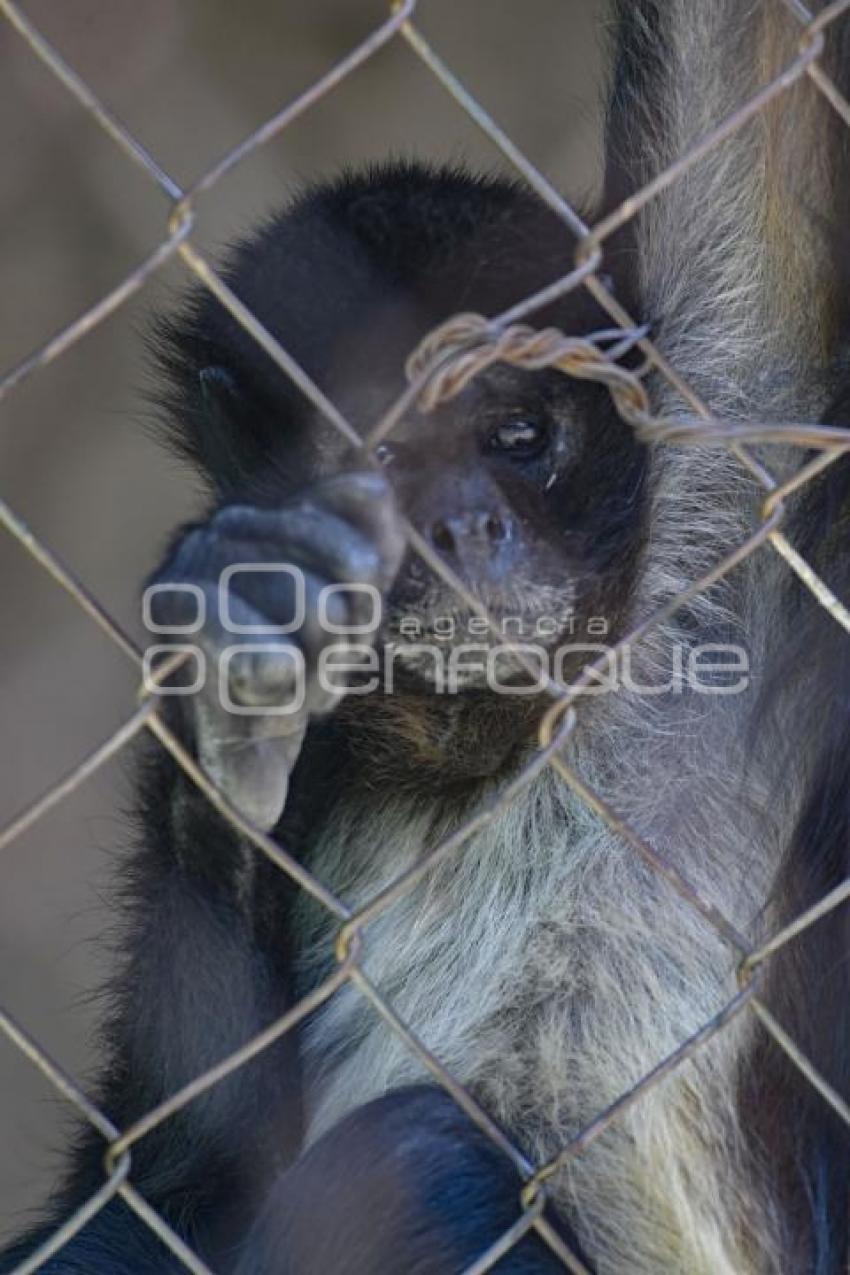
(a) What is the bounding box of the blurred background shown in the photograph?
[0,0,607,1237]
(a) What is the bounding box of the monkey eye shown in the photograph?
[489,419,549,458]
[373,443,394,467]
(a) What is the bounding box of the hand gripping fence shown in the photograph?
[2,1,850,1271]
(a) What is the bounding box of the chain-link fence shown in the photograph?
[2,0,850,1271]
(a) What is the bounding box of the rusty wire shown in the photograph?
[1,0,850,1271]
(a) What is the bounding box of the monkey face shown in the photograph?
[182,344,649,695]
[153,166,649,695]
[376,363,649,676]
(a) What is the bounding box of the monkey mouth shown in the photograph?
[381,579,586,689]
[386,562,581,639]
[380,554,617,692]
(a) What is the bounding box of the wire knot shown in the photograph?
[405,311,652,428]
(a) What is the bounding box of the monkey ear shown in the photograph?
[199,365,239,424]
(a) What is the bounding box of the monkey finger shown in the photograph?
[193,696,308,831]
[298,470,407,585]
[210,502,393,590]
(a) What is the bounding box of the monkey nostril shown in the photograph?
[431,519,456,554]
[485,515,509,543]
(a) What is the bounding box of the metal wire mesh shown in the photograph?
[2,0,850,1271]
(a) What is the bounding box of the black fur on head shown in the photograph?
[149,161,633,488]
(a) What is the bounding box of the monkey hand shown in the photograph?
[144,472,405,830]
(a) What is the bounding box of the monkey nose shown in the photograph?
[429,512,511,558]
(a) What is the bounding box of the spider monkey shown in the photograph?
[3,2,850,1272]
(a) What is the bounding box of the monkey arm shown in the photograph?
[236,1087,584,1275]
[0,749,303,1272]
